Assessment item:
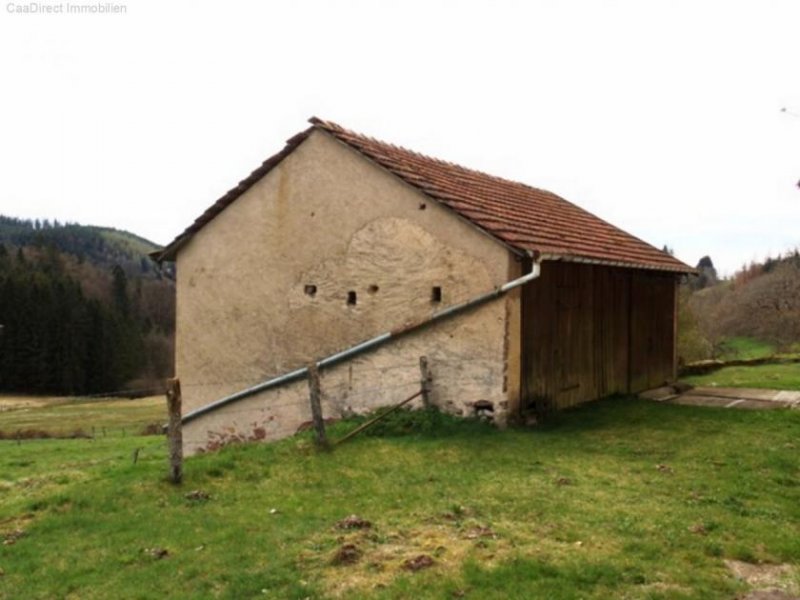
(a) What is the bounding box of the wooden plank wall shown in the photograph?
[521,261,676,412]
[629,270,677,392]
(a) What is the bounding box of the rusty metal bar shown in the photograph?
[334,389,424,446]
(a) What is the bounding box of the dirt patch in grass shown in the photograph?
[308,513,511,597]
[2,527,26,546]
[331,543,362,566]
[139,423,165,436]
[0,428,91,440]
[335,515,372,530]
[726,559,799,598]
[403,554,435,571]
[184,489,211,502]
[0,396,69,411]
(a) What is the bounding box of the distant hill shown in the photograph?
[0,215,174,396]
[0,216,174,279]
[679,249,800,362]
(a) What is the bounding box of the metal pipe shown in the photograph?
[182,260,541,425]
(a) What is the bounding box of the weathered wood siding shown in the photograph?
[629,270,678,392]
[521,261,676,412]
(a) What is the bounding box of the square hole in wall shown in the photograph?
[304,284,317,297]
[347,291,357,305]
[432,286,442,303]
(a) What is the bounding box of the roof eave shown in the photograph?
[538,252,697,274]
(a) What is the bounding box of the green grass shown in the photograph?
[1,398,799,599]
[715,336,800,362]
[682,362,800,391]
[0,395,165,437]
[718,337,777,361]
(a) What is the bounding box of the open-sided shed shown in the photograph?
[155,117,694,453]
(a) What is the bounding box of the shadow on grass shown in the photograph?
[291,395,766,451]
[326,406,497,443]
[531,394,762,435]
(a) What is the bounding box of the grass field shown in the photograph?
[714,336,800,362]
[682,362,800,391]
[0,395,165,438]
[717,337,777,361]
[1,395,799,599]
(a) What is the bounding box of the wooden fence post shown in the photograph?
[307,363,329,449]
[166,378,183,484]
[419,356,432,409]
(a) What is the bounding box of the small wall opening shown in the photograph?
[347,291,357,306]
[304,284,317,297]
[419,202,427,210]
[431,286,442,303]
[367,284,379,294]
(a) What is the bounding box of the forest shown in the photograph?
[678,249,800,364]
[0,216,174,396]
[1,213,797,396]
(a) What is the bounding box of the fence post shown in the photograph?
[166,378,183,484]
[419,356,432,409]
[307,362,328,449]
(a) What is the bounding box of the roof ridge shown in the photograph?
[155,116,694,274]
[308,116,561,200]
[308,117,692,273]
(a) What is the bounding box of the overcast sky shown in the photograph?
[1,0,798,275]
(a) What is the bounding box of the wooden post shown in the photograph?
[419,356,432,409]
[166,378,183,484]
[307,362,328,449]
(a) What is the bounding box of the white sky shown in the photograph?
[1,0,798,275]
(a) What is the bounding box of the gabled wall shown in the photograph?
[175,131,520,453]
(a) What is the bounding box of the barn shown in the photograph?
[154,117,694,454]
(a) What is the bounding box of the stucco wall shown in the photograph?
[175,130,520,454]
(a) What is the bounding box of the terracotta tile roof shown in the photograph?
[155,117,693,273]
